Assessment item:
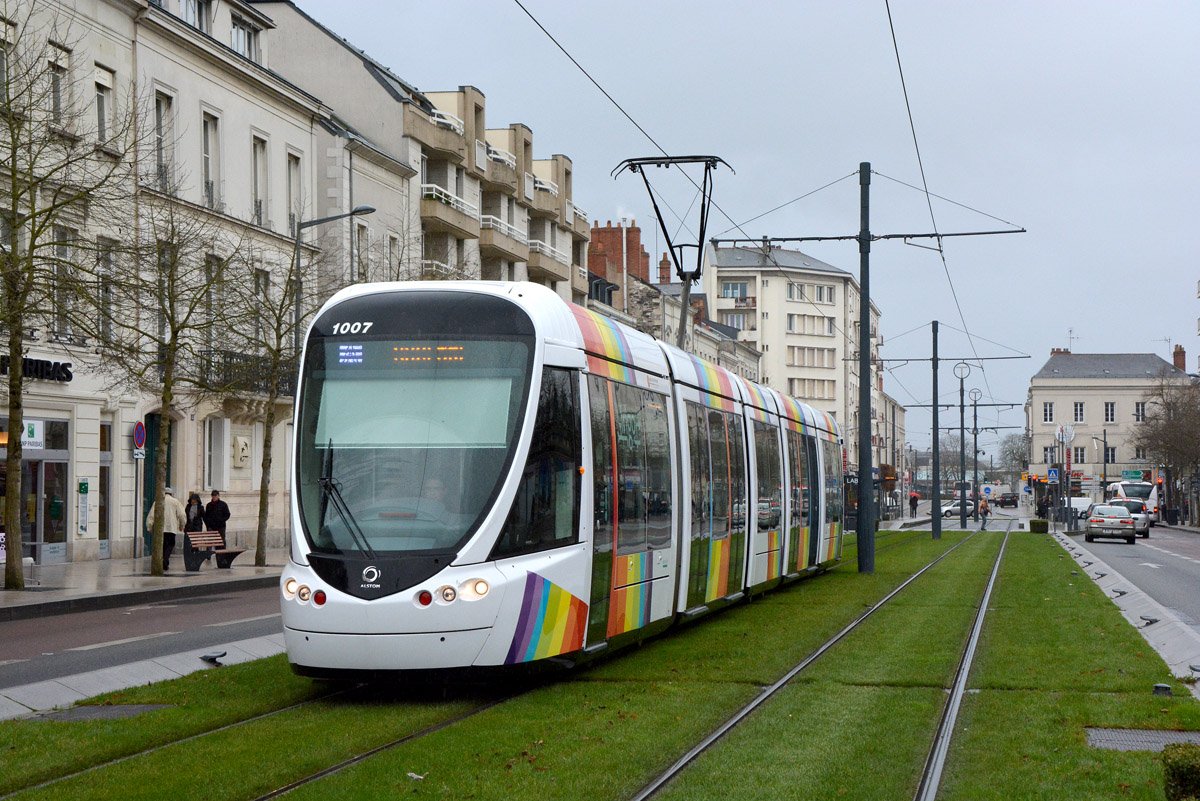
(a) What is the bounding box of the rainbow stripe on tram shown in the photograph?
[688,355,737,411]
[505,573,588,664]
[705,537,730,601]
[570,304,637,384]
[777,395,809,434]
[607,551,652,637]
[742,382,773,422]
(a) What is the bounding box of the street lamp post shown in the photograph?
[1092,428,1107,501]
[954,362,971,528]
[291,204,376,279]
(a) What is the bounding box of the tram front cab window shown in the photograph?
[296,292,535,559]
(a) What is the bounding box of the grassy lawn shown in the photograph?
[1,533,964,800]
[939,532,1200,799]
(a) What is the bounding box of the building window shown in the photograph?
[253,267,269,344]
[388,234,400,272]
[205,417,230,490]
[723,313,746,331]
[154,92,173,191]
[1134,401,1146,422]
[1043,446,1055,464]
[787,283,804,301]
[721,281,748,299]
[1104,446,1116,465]
[354,222,369,281]
[1043,402,1054,423]
[201,113,219,209]
[1073,401,1085,423]
[95,67,114,142]
[1104,401,1115,424]
[97,237,116,342]
[827,318,835,336]
[1073,446,1086,463]
[828,286,835,304]
[251,136,267,225]
[286,153,301,235]
[1135,446,1147,461]
[53,227,75,337]
[231,16,260,62]
[184,0,212,33]
[48,45,69,127]
[204,254,220,348]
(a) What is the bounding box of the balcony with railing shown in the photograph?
[202,349,298,397]
[726,295,756,308]
[527,238,570,282]
[403,104,466,161]
[568,201,590,239]
[480,143,517,193]
[530,177,560,219]
[421,259,453,278]
[420,183,480,239]
[479,214,529,262]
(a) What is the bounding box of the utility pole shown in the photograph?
[857,163,874,572]
[931,321,941,540]
[954,362,970,529]
[971,388,982,521]
[711,164,1024,571]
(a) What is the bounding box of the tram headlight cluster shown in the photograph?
[283,577,327,607]
[413,578,490,608]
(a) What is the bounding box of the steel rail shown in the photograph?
[914,522,1012,801]
[630,529,982,801]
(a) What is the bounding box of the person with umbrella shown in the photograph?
[909,493,919,517]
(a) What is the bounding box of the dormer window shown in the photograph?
[231,16,260,62]
[183,0,212,34]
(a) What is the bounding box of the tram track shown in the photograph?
[628,526,992,801]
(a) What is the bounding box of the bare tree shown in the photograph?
[1131,375,1200,509]
[998,432,1030,487]
[1,2,137,588]
[91,173,250,575]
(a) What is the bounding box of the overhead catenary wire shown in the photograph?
[884,0,994,402]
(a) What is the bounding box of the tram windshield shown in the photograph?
[296,296,534,556]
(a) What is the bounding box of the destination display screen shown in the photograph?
[334,342,472,368]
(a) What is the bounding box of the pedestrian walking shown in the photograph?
[146,487,186,570]
[978,498,990,530]
[205,490,231,547]
[184,492,205,534]
[909,494,918,517]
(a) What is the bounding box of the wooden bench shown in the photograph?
[183,531,246,571]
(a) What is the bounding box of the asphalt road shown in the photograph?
[1072,525,1200,636]
[0,586,283,690]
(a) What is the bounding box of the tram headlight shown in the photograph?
[473,579,489,597]
[283,578,298,599]
[440,586,457,603]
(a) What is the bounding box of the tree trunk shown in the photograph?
[255,372,279,567]
[149,356,176,577]
[4,323,24,589]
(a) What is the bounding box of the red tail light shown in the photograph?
[1122,519,1133,524]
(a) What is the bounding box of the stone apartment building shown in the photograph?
[1024,347,1189,503]
[699,243,903,476]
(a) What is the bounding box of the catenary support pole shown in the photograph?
[856,162,874,573]
[931,321,941,540]
[959,372,967,529]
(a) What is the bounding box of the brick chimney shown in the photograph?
[1174,344,1186,370]
[1050,347,1070,355]
[658,252,672,284]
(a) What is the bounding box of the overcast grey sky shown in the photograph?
[298,0,1199,452]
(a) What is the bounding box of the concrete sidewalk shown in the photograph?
[0,548,289,622]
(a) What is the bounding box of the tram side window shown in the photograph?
[708,408,731,540]
[491,368,581,558]
[787,429,808,529]
[821,439,842,523]
[589,375,613,543]
[641,388,671,550]
[754,422,782,529]
[728,414,747,536]
[688,403,709,543]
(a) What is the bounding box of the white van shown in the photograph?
[1068,497,1092,520]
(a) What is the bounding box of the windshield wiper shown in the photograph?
[317,440,378,559]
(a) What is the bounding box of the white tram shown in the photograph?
[282,282,843,676]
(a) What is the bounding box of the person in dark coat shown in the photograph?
[185,492,206,533]
[205,490,231,546]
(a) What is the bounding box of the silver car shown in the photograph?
[941,500,975,518]
[1107,499,1150,538]
[1084,504,1137,544]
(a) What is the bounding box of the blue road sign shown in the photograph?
[1047,468,1059,484]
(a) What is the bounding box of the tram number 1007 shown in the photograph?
[330,321,374,335]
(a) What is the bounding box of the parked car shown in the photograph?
[941,500,975,518]
[1107,499,1151,538]
[997,492,1019,508]
[1084,504,1137,544]
[757,500,780,529]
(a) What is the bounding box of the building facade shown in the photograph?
[699,243,893,473]
[3,0,593,566]
[1024,348,1188,503]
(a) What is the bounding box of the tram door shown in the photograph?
[805,437,821,567]
[585,375,673,645]
[785,429,812,574]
